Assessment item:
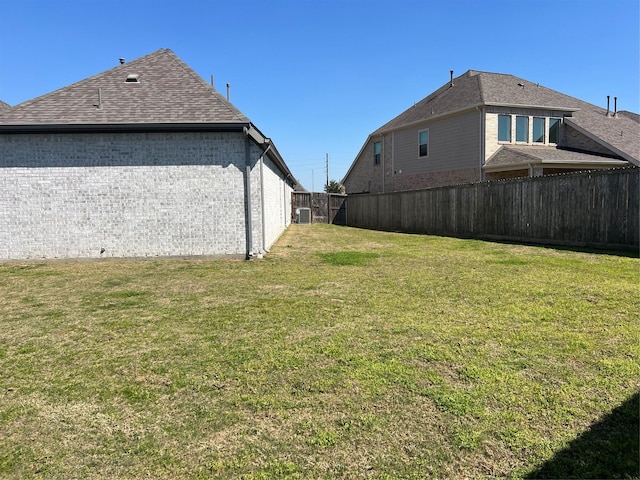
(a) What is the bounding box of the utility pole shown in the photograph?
[325,153,329,191]
[325,153,330,224]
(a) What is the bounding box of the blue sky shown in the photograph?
[1,0,638,191]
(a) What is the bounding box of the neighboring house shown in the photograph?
[343,70,639,194]
[0,49,297,260]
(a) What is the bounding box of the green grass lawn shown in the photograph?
[1,224,638,479]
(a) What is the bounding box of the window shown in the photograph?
[533,117,545,143]
[516,116,529,142]
[498,115,511,142]
[374,142,381,165]
[419,129,429,157]
[549,118,560,144]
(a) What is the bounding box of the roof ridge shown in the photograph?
[163,49,248,122]
[7,48,170,113]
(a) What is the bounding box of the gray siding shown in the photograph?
[343,136,388,194]
[394,110,480,174]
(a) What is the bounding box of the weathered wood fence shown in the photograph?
[346,168,639,250]
[292,192,347,225]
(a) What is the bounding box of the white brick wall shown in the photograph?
[0,131,292,260]
[260,155,292,251]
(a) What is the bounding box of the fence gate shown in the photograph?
[292,192,346,225]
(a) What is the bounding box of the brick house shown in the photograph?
[0,49,297,260]
[343,70,639,194]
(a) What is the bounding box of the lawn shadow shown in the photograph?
[526,391,639,479]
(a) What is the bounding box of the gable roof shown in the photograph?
[0,100,10,113]
[0,49,298,186]
[0,49,248,126]
[371,70,639,164]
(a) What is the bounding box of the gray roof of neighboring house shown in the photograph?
[485,145,629,170]
[0,49,248,126]
[564,108,639,164]
[373,70,639,164]
[0,100,10,113]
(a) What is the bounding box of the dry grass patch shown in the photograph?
[1,224,638,479]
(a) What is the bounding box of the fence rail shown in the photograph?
[345,168,639,250]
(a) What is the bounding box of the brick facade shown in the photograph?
[0,131,292,260]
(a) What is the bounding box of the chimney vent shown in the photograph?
[614,96,617,116]
[119,58,125,65]
[449,70,454,87]
[606,95,610,116]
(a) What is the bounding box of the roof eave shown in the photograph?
[245,123,298,188]
[0,122,251,134]
[563,118,640,166]
[375,103,581,137]
[484,102,581,113]
[342,133,374,184]
[483,158,629,172]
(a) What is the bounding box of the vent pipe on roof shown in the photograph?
[614,97,617,116]
[226,83,230,101]
[94,88,103,110]
[211,74,214,87]
[119,58,125,65]
[606,96,610,116]
[450,70,454,87]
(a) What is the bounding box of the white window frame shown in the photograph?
[418,129,429,158]
[548,117,561,145]
[533,117,546,144]
[373,141,381,165]
[498,115,512,143]
[497,114,562,146]
[515,116,529,143]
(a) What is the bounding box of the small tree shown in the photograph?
[324,179,345,194]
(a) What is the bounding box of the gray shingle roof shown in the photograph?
[374,70,639,164]
[0,49,248,125]
[0,100,10,113]
[485,145,628,168]
[565,108,639,164]
[373,70,582,134]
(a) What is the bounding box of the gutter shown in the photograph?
[482,158,628,172]
[375,103,581,137]
[0,122,251,134]
[243,123,298,187]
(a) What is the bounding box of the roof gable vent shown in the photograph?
[125,74,140,83]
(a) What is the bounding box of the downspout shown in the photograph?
[259,141,273,255]
[477,106,485,181]
[243,130,253,259]
[381,136,385,193]
[391,131,395,191]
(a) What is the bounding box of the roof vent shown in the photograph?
[125,74,139,83]
[119,58,125,65]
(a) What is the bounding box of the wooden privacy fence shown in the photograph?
[292,192,347,225]
[346,168,639,250]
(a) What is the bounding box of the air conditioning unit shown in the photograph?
[297,208,311,224]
